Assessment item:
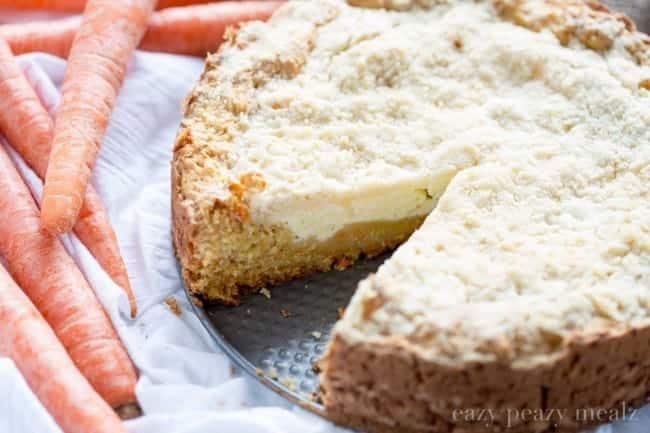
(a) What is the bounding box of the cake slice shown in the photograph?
[173,0,449,303]
[172,0,650,431]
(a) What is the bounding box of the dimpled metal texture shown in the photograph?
[185,0,649,423]
[186,253,387,413]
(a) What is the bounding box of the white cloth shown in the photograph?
[0,49,647,433]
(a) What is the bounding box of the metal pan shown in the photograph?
[183,0,650,427]
[184,254,389,415]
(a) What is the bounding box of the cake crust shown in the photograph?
[321,322,650,433]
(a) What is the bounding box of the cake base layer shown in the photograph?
[320,328,650,433]
[173,211,425,304]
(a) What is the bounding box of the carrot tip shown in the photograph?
[129,299,138,319]
[115,402,142,420]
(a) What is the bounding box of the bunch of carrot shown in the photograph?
[0,1,282,432]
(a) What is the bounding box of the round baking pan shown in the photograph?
[183,0,650,427]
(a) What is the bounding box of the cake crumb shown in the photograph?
[279,376,297,391]
[281,309,292,318]
[266,367,279,380]
[311,331,322,340]
[337,307,345,319]
[190,296,203,308]
[451,34,464,50]
[334,257,353,271]
[229,365,237,376]
[640,78,650,90]
[255,368,263,376]
[164,297,182,316]
[259,287,272,299]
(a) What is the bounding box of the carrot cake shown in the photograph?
[172,0,650,431]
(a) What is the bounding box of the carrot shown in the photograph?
[0,2,283,58]
[0,265,127,433]
[0,19,79,59]
[0,144,138,410]
[0,0,217,12]
[141,1,284,56]
[0,39,137,317]
[0,0,85,11]
[41,0,157,233]
[157,0,218,8]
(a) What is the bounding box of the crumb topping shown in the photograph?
[175,0,650,364]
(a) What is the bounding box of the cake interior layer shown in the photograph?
[187,215,426,304]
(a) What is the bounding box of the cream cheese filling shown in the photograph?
[249,177,441,241]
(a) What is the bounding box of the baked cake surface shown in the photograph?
[172,0,650,431]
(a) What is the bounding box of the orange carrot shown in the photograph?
[0,39,137,317]
[157,0,219,8]
[141,1,284,56]
[0,144,138,410]
[0,0,218,12]
[0,0,85,11]
[41,0,157,233]
[0,2,283,58]
[0,19,79,59]
[0,264,127,433]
